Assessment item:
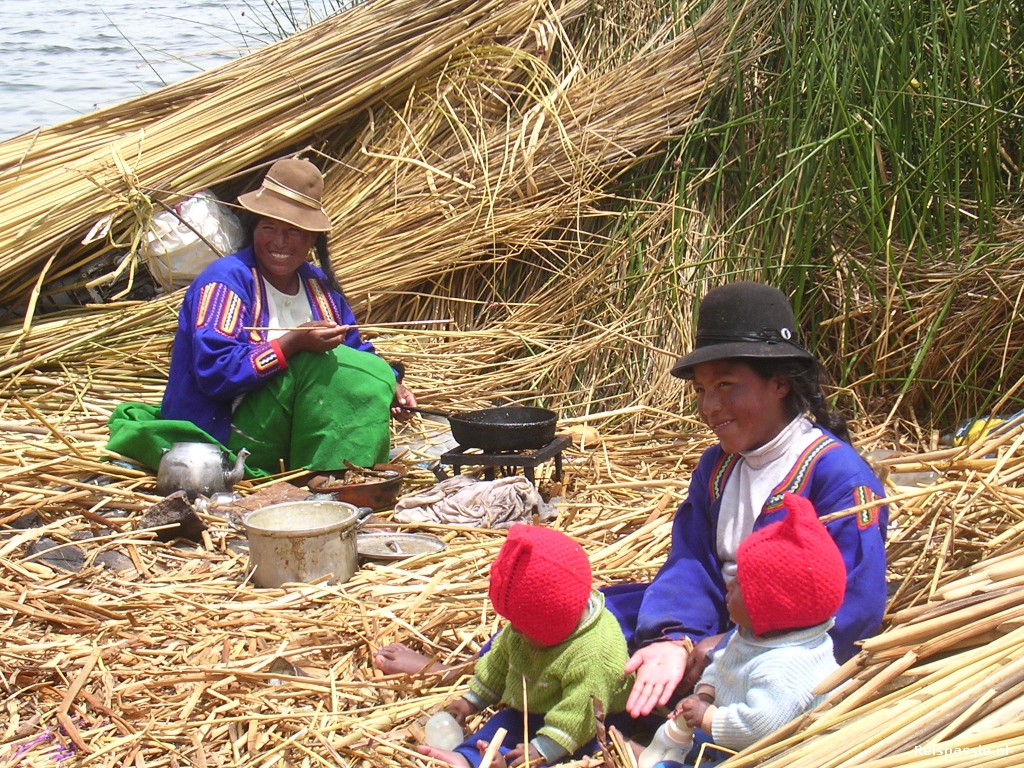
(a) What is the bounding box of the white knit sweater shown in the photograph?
[700,620,838,750]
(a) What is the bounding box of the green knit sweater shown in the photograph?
[466,591,633,756]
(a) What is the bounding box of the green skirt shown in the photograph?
[106,346,395,476]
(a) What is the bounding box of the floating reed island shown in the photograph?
[2,0,1024,766]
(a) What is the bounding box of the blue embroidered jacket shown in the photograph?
[162,248,387,444]
[634,432,887,662]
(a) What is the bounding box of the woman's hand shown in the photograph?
[278,322,348,358]
[683,634,724,690]
[623,641,689,718]
[392,383,418,421]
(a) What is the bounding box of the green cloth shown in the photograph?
[228,344,394,474]
[106,345,395,476]
[104,402,263,475]
[466,592,634,755]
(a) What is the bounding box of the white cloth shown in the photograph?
[701,620,838,750]
[717,416,821,583]
[262,277,314,341]
[393,475,555,528]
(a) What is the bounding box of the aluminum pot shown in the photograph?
[242,500,372,588]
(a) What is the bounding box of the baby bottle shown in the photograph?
[424,711,464,751]
[638,716,694,768]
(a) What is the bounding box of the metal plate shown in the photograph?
[357,532,446,560]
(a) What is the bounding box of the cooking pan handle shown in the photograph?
[395,405,452,420]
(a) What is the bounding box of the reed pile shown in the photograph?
[3,0,1024,765]
[4,407,1024,766]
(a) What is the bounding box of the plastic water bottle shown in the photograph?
[424,711,464,750]
[638,717,694,768]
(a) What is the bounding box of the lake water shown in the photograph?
[0,0,301,141]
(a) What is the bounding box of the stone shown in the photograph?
[25,537,86,573]
[138,491,207,543]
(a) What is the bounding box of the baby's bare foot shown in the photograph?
[374,642,449,675]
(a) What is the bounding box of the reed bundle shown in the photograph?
[0,0,592,315]
[816,225,1024,424]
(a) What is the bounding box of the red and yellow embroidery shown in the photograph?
[195,283,217,328]
[763,435,840,513]
[250,268,266,342]
[304,278,339,324]
[251,345,280,375]
[217,291,243,337]
[854,486,881,529]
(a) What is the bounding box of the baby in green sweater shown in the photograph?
[418,523,633,768]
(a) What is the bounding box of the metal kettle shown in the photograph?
[156,442,249,498]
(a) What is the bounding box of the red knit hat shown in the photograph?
[488,524,592,646]
[736,492,847,636]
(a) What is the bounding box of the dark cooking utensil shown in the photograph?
[400,405,558,452]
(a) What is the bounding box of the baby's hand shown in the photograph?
[444,697,477,726]
[678,694,712,729]
[504,742,545,767]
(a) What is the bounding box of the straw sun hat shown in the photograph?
[237,157,332,233]
[670,281,814,379]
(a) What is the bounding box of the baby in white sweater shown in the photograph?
[675,492,846,753]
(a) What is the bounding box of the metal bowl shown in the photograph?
[357,532,447,561]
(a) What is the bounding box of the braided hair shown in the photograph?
[747,357,852,444]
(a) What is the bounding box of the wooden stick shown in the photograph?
[479,727,508,768]
[242,318,452,331]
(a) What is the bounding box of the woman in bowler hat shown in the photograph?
[109,157,416,475]
[613,281,888,720]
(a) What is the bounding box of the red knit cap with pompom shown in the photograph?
[488,524,592,646]
[736,492,847,636]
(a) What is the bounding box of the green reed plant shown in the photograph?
[586,0,1024,425]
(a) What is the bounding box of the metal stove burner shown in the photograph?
[439,435,571,483]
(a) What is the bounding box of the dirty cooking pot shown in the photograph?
[242,500,372,588]
[400,405,558,452]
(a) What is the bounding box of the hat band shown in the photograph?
[262,176,323,211]
[696,329,806,349]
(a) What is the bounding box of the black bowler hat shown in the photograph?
[670,282,814,379]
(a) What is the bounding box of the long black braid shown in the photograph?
[747,357,852,444]
[312,232,345,297]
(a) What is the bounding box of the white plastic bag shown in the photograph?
[144,190,244,291]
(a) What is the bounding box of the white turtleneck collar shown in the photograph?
[741,414,814,470]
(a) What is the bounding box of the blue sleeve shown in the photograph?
[186,281,285,401]
[634,449,730,646]
[804,448,888,662]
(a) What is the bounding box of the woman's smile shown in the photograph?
[692,359,792,454]
[252,216,317,292]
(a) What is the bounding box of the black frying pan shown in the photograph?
[400,405,558,452]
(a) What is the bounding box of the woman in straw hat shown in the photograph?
[376,282,887,733]
[108,157,415,476]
